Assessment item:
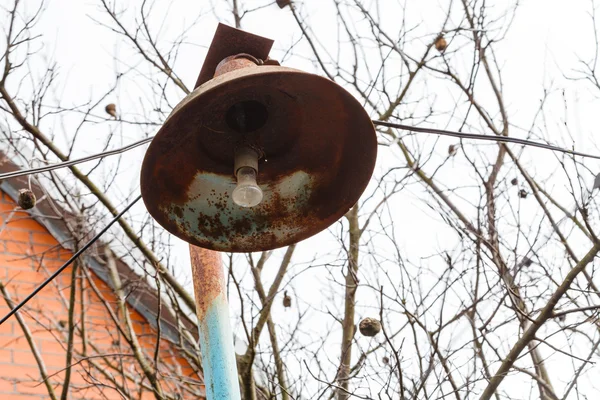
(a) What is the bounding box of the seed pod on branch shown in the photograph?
[105,103,117,118]
[276,0,292,8]
[594,172,600,190]
[283,290,292,308]
[359,317,381,337]
[519,189,528,199]
[435,35,447,52]
[18,189,36,210]
[448,144,457,157]
[519,257,533,268]
[511,178,518,186]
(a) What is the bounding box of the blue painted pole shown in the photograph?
[189,245,241,400]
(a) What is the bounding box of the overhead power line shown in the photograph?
[372,120,600,161]
[0,194,142,326]
[0,121,595,325]
[0,137,153,180]
[2,122,598,183]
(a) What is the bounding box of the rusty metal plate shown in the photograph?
[141,66,377,252]
[195,24,274,89]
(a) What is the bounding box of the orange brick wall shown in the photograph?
[0,190,204,399]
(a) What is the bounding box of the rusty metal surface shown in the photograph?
[141,66,377,252]
[189,245,224,321]
[189,244,241,399]
[214,56,258,78]
[194,24,274,89]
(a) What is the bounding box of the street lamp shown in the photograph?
[140,24,377,399]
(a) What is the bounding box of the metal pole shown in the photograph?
[189,245,241,400]
[187,55,264,399]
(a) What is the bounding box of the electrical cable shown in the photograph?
[0,121,594,324]
[3,121,598,183]
[0,194,142,326]
[0,137,153,180]
[372,120,600,160]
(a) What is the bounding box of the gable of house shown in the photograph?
[0,155,205,399]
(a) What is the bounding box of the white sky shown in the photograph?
[35,0,600,277]
[6,0,600,397]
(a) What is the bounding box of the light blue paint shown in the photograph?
[198,294,241,400]
[161,170,312,247]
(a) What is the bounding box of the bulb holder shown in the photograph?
[234,146,260,175]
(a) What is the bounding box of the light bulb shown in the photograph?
[232,166,263,207]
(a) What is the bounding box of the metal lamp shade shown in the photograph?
[140,65,377,252]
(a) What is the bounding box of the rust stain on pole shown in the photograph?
[189,244,240,398]
[189,245,225,321]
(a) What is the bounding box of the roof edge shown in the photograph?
[0,152,199,350]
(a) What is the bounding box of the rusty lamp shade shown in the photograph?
[141,49,376,254]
